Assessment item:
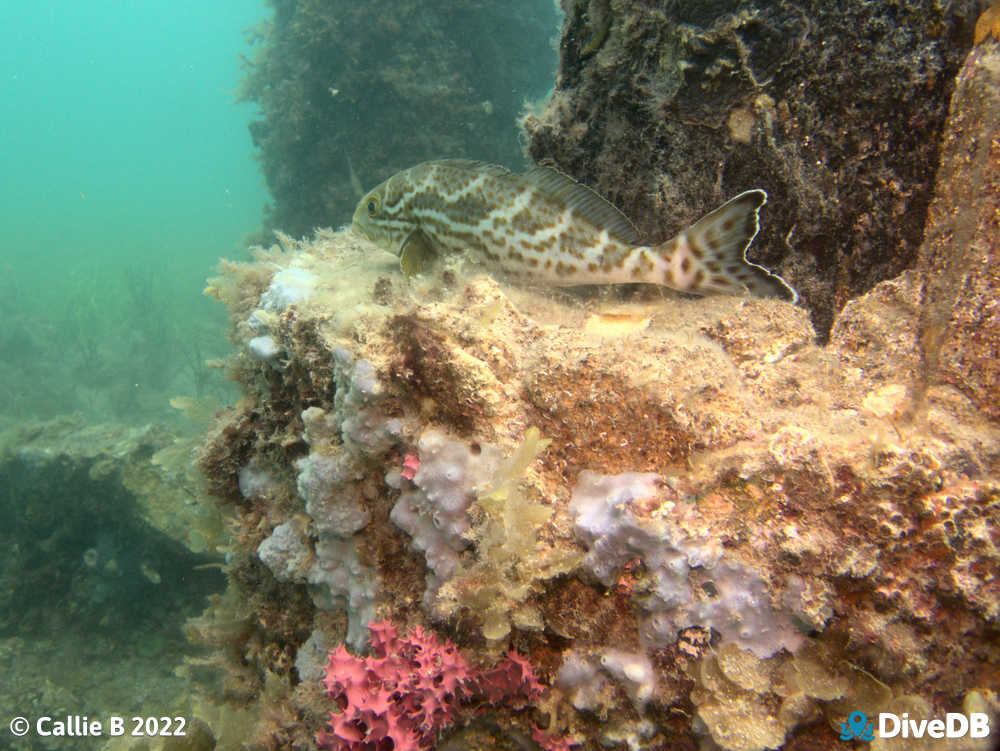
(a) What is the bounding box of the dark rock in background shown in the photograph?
[0,418,224,634]
[0,419,227,749]
[523,0,985,338]
[240,0,560,240]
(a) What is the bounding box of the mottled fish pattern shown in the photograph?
[351,160,797,302]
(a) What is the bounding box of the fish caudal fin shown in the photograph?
[657,190,798,303]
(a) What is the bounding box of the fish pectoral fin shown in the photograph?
[399,229,437,278]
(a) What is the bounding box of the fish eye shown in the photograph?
[366,196,379,217]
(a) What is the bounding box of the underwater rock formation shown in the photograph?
[239,0,560,239]
[0,417,224,633]
[197,202,998,750]
[918,36,1000,421]
[522,0,984,339]
[0,418,225,751]
[188,31,1000,751]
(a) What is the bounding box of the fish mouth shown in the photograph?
[350,219,372,241]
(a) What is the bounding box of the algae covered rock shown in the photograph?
[918,38,1000,421]
[194,217,999,747]
[0,417,225,634]
[0,418,227,751]
[240,0,560,239]
[188,23,1000,749]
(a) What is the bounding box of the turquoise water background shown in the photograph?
[0,0,267,420]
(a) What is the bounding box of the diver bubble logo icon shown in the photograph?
[840,711,876,741]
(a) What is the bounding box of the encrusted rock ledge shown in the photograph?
[188,38,1000,751]
[191,220,997,749]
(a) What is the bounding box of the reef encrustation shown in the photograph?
[179,27,1000,751]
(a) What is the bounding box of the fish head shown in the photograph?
[351,174,414,255]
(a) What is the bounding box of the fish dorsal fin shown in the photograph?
[523,165,640,244]
[430,159,515,179]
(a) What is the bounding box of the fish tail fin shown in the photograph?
[656,190,798,303]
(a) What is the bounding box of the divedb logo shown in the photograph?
[839,710,992,742]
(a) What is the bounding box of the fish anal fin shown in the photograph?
[522,165,641,245]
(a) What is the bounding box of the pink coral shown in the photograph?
[317,621,567,751]
[318,621,476,750]
[400,453,420,481]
